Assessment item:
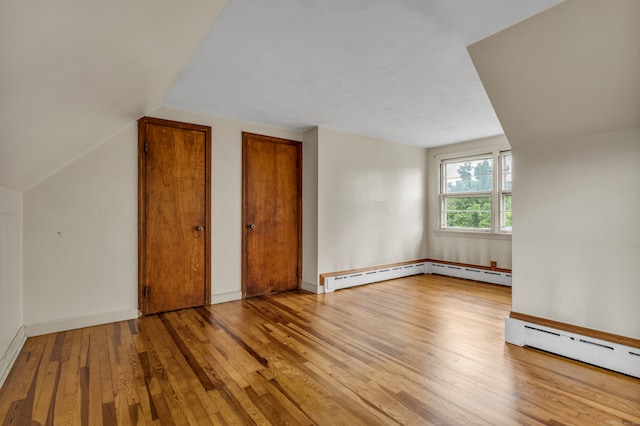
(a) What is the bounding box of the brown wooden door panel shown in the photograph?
[243,133,301,297]
[138,117,211,315]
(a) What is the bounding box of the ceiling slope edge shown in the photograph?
[467,0,640,147]
[0,0,228,192]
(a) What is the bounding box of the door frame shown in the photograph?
[241,132,302,298]
[138,116,212,315]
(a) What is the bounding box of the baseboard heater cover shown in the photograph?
[323,261,510,293]
[324,263,427,292]
[429,262,512,286]
[505,317,639,378]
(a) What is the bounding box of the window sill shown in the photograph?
[434,229,512,240]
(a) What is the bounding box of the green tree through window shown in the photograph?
[440,152,511,232]
[443,159,492,229]
[445,196,491,229]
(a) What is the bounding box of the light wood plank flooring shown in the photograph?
[1,274,639,425]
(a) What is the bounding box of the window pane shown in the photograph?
[501,194,512,231]
[502,153,512,190]
[444,196,491,229]
[444,158,493,193]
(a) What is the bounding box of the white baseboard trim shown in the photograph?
[428,262,512,286]
[211,291,242,305]
[24,308,139,337]
[301,281,320,294]
[0,326,27,389]
[505,317,640,378]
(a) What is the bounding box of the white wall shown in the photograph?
[512,127,640,339]
[426,135,512,269]
[317,127,427,278]
[0,187,22,360]
[23,125,139,330]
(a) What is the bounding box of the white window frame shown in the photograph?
[499,151,512,233]
[439,149,512,235]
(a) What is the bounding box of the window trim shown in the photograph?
[438,149,512,235]
[499,151,512,233]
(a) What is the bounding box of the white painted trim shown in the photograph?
[505,317,640,378]
[431,140,511,163]
[24,309,138,337]
[0,326,26,389]
[301,281,320,294]
[433,230,512,240]
[211,291,242,305]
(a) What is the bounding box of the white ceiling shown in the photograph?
[0,0,565,192]
[164,0,563,148]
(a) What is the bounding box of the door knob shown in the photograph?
[195,226,204,231]
[249,224,256,229]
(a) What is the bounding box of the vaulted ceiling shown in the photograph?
[1,0,570,192]
[0,0,227,191]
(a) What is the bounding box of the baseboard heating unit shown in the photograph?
[506,315,640,378]
[322,260,512,293]
[429,262,511,286]
[324,262,427,292]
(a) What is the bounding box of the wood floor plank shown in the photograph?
[88,327,105,425]
[30,334,59,425]
[112,322,144,426]
[0,337,45,419]
[150,313,218,424]
[56,328,83,424]
[126,322,159,424]
[141,315,196,424]
[2,274,639,425]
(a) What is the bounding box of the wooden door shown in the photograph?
[138,117,211,315]
[242,133,302,297]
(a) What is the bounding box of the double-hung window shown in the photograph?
[440,150,512,234]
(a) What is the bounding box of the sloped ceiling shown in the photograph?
[164,0,562,149]
[1,0,565,192]
[468,0,640,146]
[0,0,227,192]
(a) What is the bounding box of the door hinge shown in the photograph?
[144,140,148,153]
[143,286,149,298]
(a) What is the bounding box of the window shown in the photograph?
[440,150,512,234]
[500,151,512,232]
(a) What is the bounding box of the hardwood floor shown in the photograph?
[1,274,638,425]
